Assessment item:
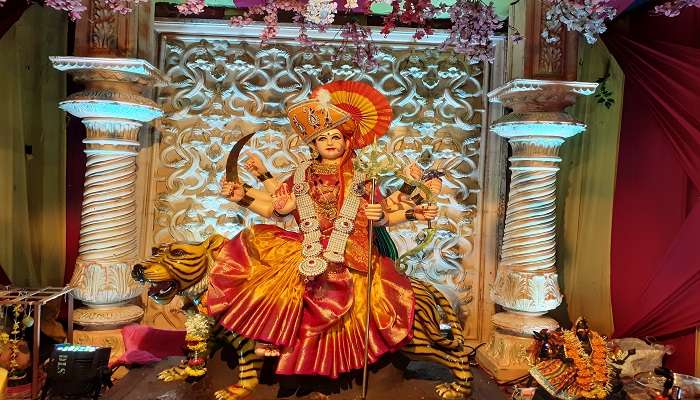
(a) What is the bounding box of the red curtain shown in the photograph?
[606,10,700,374]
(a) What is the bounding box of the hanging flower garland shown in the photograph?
[177,0,206,15]
[230,0,309,43]
[380,0,444,40]
[542,0,617,44]
[651,0,700,17]
[335,21,380,71]
[100,0,147,14]
[5,0,623,71]
[440,0,504,64]
[43,0,88,21]
[305,0,338,26]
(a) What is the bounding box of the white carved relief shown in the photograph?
[70,261,144,305]
[153,25,491,338]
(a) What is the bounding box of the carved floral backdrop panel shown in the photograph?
[153,26,488,339]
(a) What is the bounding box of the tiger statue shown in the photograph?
[131,234,473,400]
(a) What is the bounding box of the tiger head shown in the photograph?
[131,234,227,305]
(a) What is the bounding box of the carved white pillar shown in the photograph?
[51,57,165,327]
[477,79,597,382]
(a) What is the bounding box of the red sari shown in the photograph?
[206,163,415,378]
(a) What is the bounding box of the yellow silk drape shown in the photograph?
[556,40,624,336]
[0,6,67,286]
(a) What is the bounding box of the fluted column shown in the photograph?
[51,57,165,327]
[477,79,597,382]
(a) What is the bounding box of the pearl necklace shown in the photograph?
[293,160,365,278]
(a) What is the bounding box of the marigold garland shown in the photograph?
[562,330,612,399]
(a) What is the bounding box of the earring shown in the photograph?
[310,148,319,159]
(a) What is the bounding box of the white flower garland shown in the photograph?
[293,161,365,278]
[304,0,338,26]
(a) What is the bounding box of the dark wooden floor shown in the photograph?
[99,354,509,400]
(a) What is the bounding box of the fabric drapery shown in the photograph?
[0,6,67,287]
[606,22,700,373]
[207,163,415,377]
[557,40,622,336]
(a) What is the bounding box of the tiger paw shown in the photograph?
[435,382,470,399]
[214,384,253,400]
[157,364,189,382]
[254,342,280,357]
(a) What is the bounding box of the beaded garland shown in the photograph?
[183,311,213,377]
[294,160,365,278]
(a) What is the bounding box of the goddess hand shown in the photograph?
[403,162,423,181]
[414,204,438,221]
[365,203,385,221]
[272,183,295,214]
[244,151,267,177]
[220,178,245,202]
[425,178,442,196]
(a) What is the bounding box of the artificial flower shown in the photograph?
[542,0,616,44]
[177,0,206,15]
[652,0,700,17]
[441,0,503,63]
[305,0,338,26]
[44,0,88,21]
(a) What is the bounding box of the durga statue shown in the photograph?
[133,80,473,399]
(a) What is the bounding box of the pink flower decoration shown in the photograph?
[44,0,87,21]
[652,0,700,17]
[441,0,503,63]
[231,0,307,42]
[335,21,379,71]
[177,0,205,15]
[542,0,616,44]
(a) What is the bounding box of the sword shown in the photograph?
[225,132,257,185]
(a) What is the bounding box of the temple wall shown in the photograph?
[135,21,509,343]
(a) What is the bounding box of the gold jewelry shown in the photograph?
[310,161,338,175]
[9,304,24,380]
[310,148,320,159]
[257,171,274,182]
[405,209,417,221]
[399,182,416,195]
[376,211,388,226]
[411,193,425,205]
[236,193,255,208]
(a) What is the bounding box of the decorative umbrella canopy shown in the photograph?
[312,80,393,149]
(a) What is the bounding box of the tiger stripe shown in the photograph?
[143,236,472,399]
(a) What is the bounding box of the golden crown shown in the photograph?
[286,99,352,144]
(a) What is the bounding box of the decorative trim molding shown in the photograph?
[153,19,506,47]
[50,56,168,84]
[488,79,598,102]
[73,304,144,327]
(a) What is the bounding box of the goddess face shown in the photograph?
[312,128,348,161]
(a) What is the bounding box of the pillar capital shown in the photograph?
[50,57,165,119]
[489,79,598,138]
[488,79,598,107]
